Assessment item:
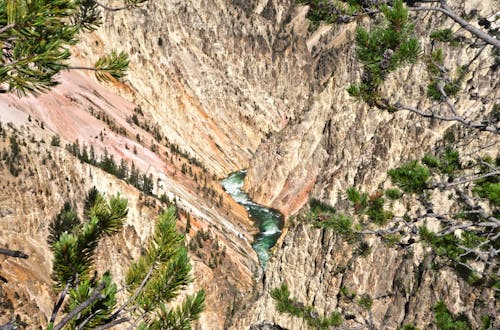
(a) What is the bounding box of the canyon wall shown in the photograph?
[76,0,317,176]
[238,0,499,328]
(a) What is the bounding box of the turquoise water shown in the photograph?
[221,171,284,267]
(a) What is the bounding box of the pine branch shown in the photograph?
[52,281,107,330]
[0,23,15,34]
[431,170,500,189]
[394,103,499,134]
[75,309,102,330]
[110,264,154,320]
[93,317,130,330]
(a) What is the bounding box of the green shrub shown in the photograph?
[51,134,61,147]
[385,188,402,200]
[426,49,466,101]
[474,182,500,206]
[401,325,420,330]
[270,283,343,329]
[383,233,401,247]
[357,294,373,311]
[309,198,336,214]
[315,213,356,242]
[356,241,372,257]
[439,148,461,174]
[434,301,471,330]
[366,196,393,226]
[481,315,492,330]
[422,154,440,168]
[347,0,421,107]
[430,28,454,42]
[388,161,430,193]
[346,187,368,213]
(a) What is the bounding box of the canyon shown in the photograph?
[1,0,498,329]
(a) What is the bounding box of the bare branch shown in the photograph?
[456,190,499,223]
[0,23,15,35]
[49,281,72,325]
[94,318,130,330]
[0,249,28,259]
[66,66,100,72]
[409,5,500,49]
[0,316,27,330]
[126,312,146,330]
[92,1,128,11]
[76,309,104,330]
[432,170,500,189]
[394,103,499,134]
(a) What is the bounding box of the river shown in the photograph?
[220,170,284,267]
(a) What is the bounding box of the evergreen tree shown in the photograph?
[117,158,129,179]
[0,0,147,96]
[45,188,204,329]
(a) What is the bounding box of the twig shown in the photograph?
[109,264,154,320]
[0,249,28,259]
[433,170,499,189]
[0,23,15,35]
[49,281,72,325]
[94,318,130,330]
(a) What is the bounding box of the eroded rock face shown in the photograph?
[237,0,499,328]
[75,0,320,176]
[234,224,498,329]
[245,0,497,215]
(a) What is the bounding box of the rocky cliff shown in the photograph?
[238,0,499,328]
[76,0,316,176]
[234,222,498,329]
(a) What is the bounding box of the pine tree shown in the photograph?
[45,187,204,329]
[0,0,147,96]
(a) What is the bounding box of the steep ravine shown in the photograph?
[1,0,498,328]
[75,0,318,176]
[221,171,284,267]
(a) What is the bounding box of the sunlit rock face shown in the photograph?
[76,0,321,177]
[1,0,498,328]
[233,0,499,329]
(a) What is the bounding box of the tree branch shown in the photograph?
[52,281,107,330]
[409,5,500,49]
[94,317,130,330]
[66,66,99,72]
[394,103,499,134]
[92,0,128,11]
[0,316,27,330]
[432,170,500,189]
[0,23,15,35]
[109,263,154,320]
[49,281,72,325]
[0,249,28,259]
